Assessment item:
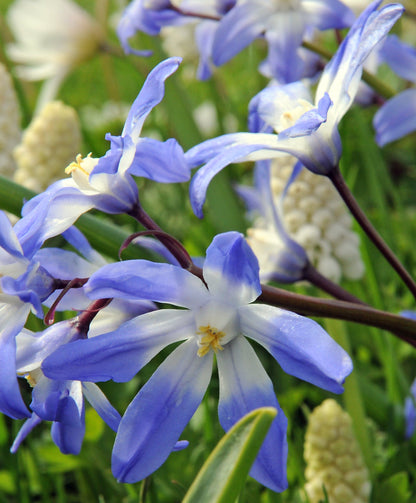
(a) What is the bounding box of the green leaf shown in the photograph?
[182,407,277,503]
[372,472,411,503]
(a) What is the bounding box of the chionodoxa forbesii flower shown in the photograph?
[42,231,352,492]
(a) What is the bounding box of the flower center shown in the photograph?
[197,325,226,357]
[65,152,93,176]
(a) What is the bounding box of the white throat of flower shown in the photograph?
[194,300,239,357]
[65,152,99,190]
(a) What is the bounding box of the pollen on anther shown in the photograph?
[197,325,225,357]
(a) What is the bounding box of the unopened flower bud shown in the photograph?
[13,101,81,191]
[0,63,21,178]
[304,399,371,503]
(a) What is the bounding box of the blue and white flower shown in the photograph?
[186,0,404,217]
[43,231,352,491]
[16,57,190,252]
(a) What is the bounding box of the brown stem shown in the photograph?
[329,165,416,301]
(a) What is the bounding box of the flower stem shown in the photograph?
[259,284,416,346]
[128,204,194,270]
[302,261,364,304]
[328,165,416,301]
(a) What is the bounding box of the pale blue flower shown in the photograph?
[186,0,404,217]
[16,57,190,251]
[43,231,352,491]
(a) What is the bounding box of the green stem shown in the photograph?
[328,165,416,301]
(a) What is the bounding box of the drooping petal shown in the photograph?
[0,211,24,259]
[122,57,182,141]
[380,35,416,83]
[85,260,210,308]
[112,339,212,483]
[188,133,284,217]
[373,89,416,146]
[50,381,85,455]
[42,310,196,383]
[217,335,288,492]
[0,298,31,419]
[212,1,269,66]
[82,382,121,432]
[10,413,43,453]
[239,304,352,393]
[302,0,354,30]
[203,232,261,305]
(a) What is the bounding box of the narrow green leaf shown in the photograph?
[183,407,277,503]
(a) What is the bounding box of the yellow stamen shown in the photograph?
[197,325,225,357]
[65,152,92,175]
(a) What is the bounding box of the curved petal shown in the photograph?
[374,89,416,146]
[82,382,121,432]
[0,300,31,419]
[130,137,190,182]
[217,336,288,492]
[112,339,212,483]
[239,304,353,393]
[203,232,261,305]
[42,310,196,383]
[381,35,416,83]
[316,1,403,121]
[189,133,283,218]
[212,2,268,66]
[0,211,24,258]
[122,57,182,141]
[50,381,85,455]
[302,0,354,30]
[85,260,209,308]
[10,413,43,453]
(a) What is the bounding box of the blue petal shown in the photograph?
[50,381,85,455]
[189,133,281,217]
[217,336,288,492]
[85,260,209,308]
[130,137,190,182]
[0,211,24,259]
[381,35,416,83]
[239,304,353,393]
[16,182,94,256]
[203,232,261,305]
[212,2,268,66]
[82,382,121,432]
[195,20,217,80]
[43,309,195,383]
[302,0,354,30]
[316,0,404,122]
[0,300,31,419]
[10,413,43,453]
[117,0,183,54]
[112,339,212,483]
[122,57,182,141]
[373,89,416,146]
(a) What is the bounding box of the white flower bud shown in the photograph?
[304,399,371,503]
[13,101,81,191]
[0,63,21,178]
